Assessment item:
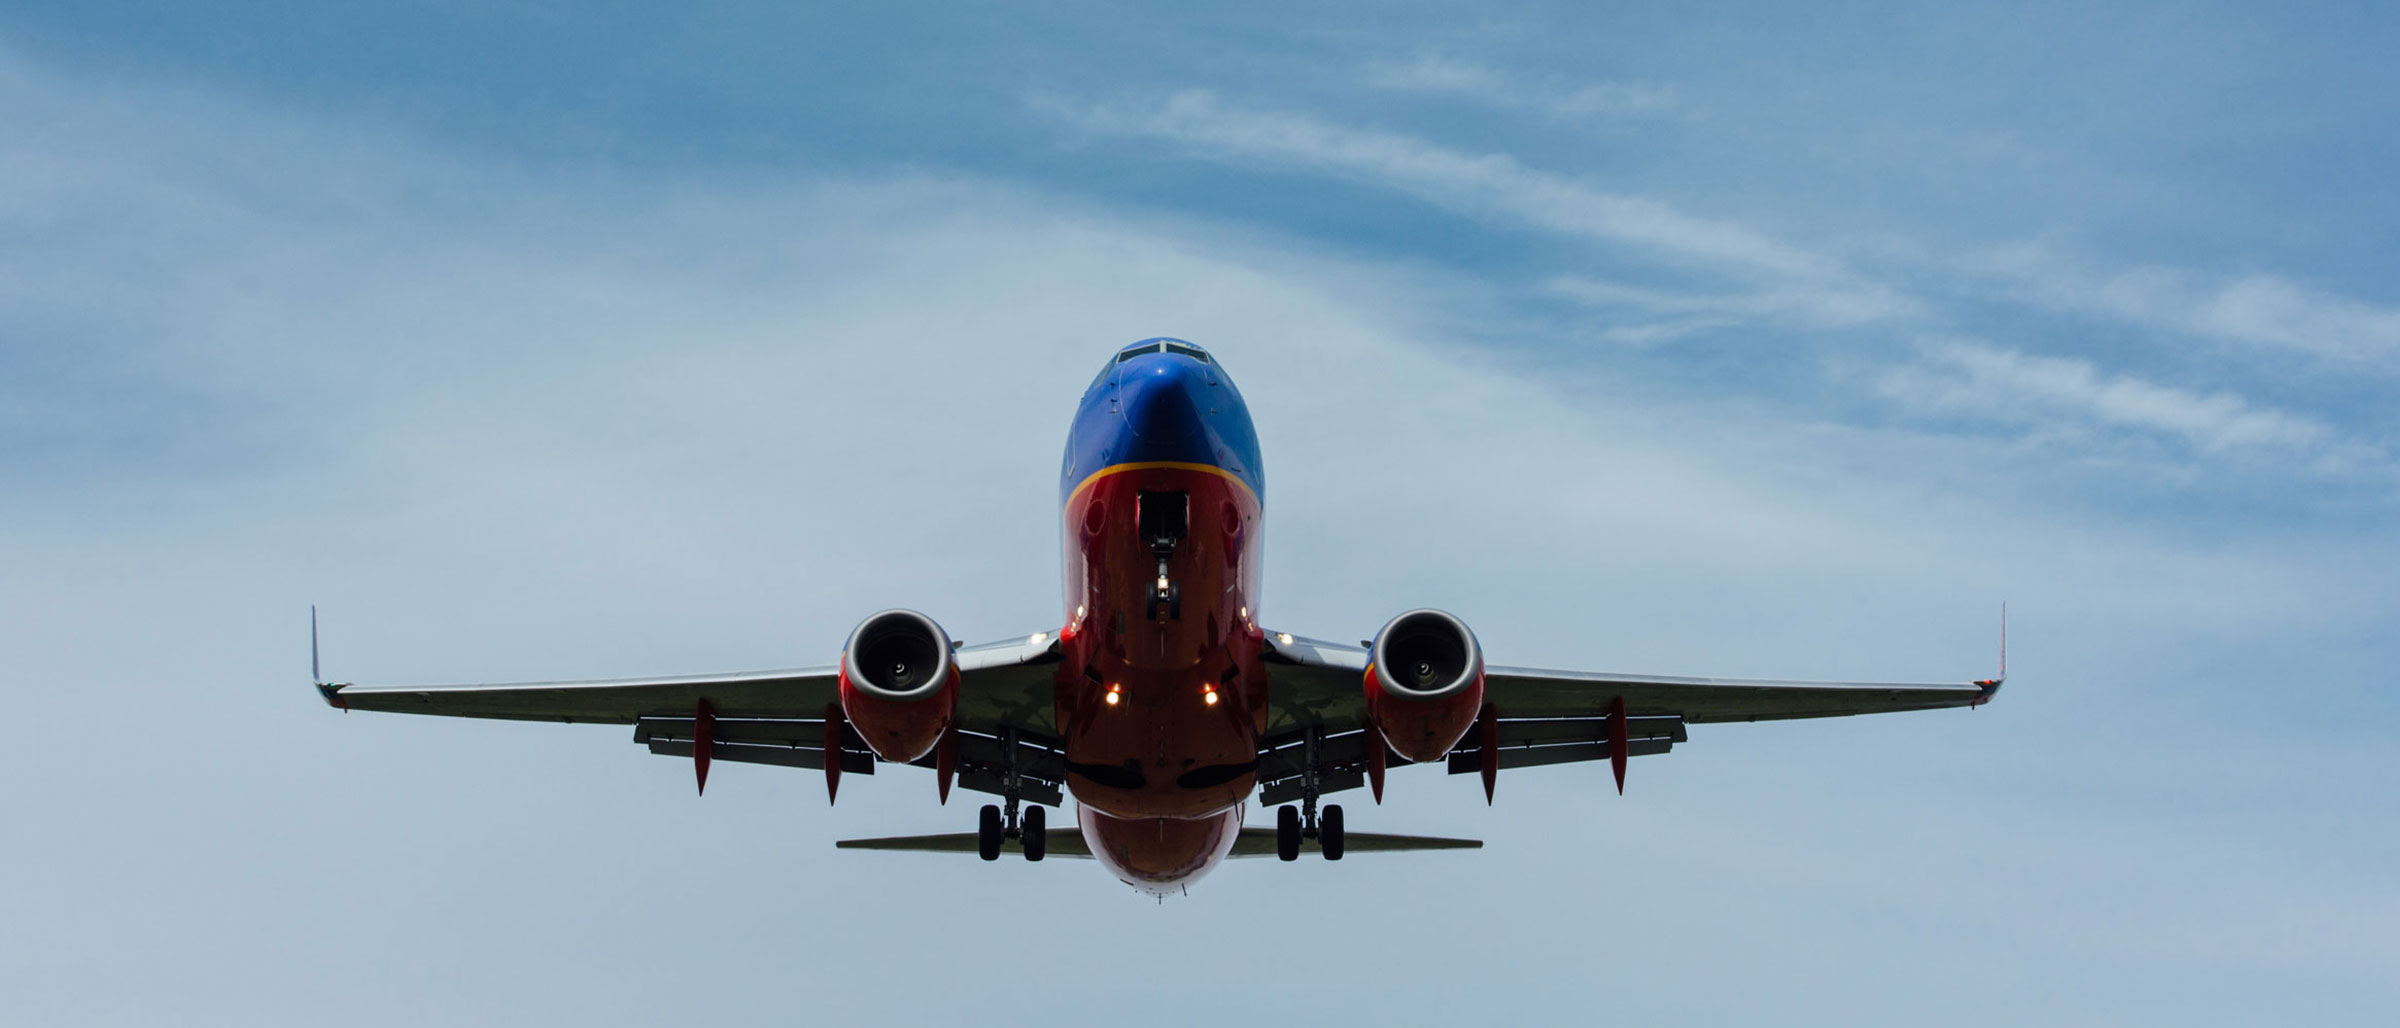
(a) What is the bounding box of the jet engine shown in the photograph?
[838,609,958,763]
[1364,608,1486,764]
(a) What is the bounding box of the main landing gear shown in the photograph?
[1276,725,1344,861]
[976,802,1048,862]
[978,725,1045,862]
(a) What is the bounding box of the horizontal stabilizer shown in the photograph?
[838,830,1093,858]
[835,826,1482,859]
[1225,827,1480,858]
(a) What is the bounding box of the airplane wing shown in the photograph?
[320,632,1068,803]
[1255,630,1999,803]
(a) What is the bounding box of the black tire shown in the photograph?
[977,804,1003,861]
[1276,804,1301,862]
[1321,804,1345,861]
[1022,805,1047,862]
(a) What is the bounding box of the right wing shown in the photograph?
[1257,631,1998,803]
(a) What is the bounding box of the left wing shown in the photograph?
[1256,631,1999,803]
[320,633,1067,802]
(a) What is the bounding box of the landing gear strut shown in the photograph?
[977,726,1047,862]
[1275,726,1345,861]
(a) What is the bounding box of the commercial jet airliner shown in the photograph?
[317,339,2001,895]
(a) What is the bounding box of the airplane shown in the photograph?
[316,337,2002,895]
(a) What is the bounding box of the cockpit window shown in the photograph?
[1116,340,1211,364]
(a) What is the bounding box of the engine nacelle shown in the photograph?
[1364,608,1486,764]
[838,609,958,763]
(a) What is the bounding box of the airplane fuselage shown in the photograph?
[1054,340,1267,891]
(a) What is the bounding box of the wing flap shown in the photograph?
[1445,737,1673,774]
[645,738,878,775]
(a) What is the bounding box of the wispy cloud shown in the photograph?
[1877,338,2387,476]
[1051,89,2396,487]
[1055,90,1909,318]
[1545,275,1909,335]
[1973,245,2400,372]
[1361,55,1678,117]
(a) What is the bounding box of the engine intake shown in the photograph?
[839,609,958,762]
[1365,609,1486,764]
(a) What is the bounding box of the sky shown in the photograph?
[1,3,2394,1024]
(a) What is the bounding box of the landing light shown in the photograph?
[1203,684,1219,707]
[1105,683,1122,707]
[1028,632,1047,646]
[1276,633,1293,646]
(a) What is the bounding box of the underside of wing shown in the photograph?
[322,667,839,723]
[1482,666,1999,723]
[1256,628,1999,802]
[319,631,1069,802]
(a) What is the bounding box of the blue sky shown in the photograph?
[2,4,2394,1025]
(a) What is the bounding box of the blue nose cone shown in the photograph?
[1119,354,1210,447]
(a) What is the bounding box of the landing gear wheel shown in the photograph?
[1276,804,1302,862]
[977,804,1003,861]
[1022,805,1047,862]
[1321,804,1345,861]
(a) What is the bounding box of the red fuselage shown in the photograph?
[1052,341,1267,892]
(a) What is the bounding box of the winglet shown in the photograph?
[1971,602,2005,706]
[313,606,349,710]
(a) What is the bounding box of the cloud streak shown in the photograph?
[1973,245,2400,371]
[1060,91,1872,288]
[1876,339,2386,475]
[1361,55,1679,117]
[1054,90,2395,485]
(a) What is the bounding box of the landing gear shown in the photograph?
[978,728,1046,862]
[1139,491,1187,622]
[1022,804,1046,861]
[978,804,1003,861]
[1276,727,1347,861]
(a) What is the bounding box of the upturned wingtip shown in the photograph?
[311,607,349,709]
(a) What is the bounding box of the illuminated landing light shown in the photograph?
[1202,684,1220,707]
[1105,683,1123,707]
[1276,633,1294,646]
[1027,632,1048,646]
[1157,575,1170,591]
